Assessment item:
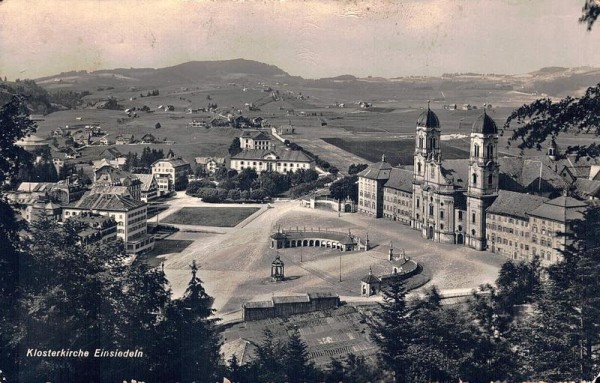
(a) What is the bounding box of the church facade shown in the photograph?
[358,108,596,266]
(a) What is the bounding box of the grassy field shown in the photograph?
[322,137,470,166]
[162,207,260,227]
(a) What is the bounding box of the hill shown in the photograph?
[36,59,300,91]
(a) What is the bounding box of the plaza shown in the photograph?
[151,193,506,322]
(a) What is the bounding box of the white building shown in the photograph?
[63,192,154,255]
[151,157,191,195]
[230,149,314,174]
[240,130,272,150]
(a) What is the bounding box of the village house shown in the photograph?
[195,157,226,175]
[115,134,134,145]
[151,157,192,195]
[132,173,159,202]
[92,164,142,201]
[141,133,157,144]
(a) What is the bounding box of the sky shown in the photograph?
[1,0,599,80]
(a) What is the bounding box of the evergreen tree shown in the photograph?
[253,328,286,382]
[174,260,222,383]
[370,282,411,382]
[284,329,319,383]
[228,137,242,156]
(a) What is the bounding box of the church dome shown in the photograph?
[471,112,498,135]
[416,109,440,129]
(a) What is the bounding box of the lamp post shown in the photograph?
[339,252,342,282]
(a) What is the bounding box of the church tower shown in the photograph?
[411,103,441,231]
[466,111,499,250]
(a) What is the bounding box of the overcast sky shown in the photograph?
[1,0,599,80]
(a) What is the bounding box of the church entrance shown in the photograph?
[456,234,463,244]
[428,226,434,240]
[344,204,352,213]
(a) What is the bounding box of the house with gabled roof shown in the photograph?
[195,157,226,175]
[151,157,191,195]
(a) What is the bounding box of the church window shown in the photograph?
[418,137,424,149]
[429,204,434,216]
[440,224,444,230]
[474,144,480,157]
[472,173,478,185]
[458,211,463,220]
[472,229,476,236]
[487,144,494,158]
[472,212,476,223]
[440,210,444,219]
[488,174,493,185]
[416,199,420,208]
[417,162,422,174]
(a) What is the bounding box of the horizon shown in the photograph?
[1,0,600,80]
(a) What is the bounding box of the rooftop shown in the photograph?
[67,192,146,212]
[487,190,548,220]
[528,195,587,222]
[358,155,392,180]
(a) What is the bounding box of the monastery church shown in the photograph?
[357,107,597,265]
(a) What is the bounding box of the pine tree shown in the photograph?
[284,329,318,383]
[175,260,222,383]
[370,282,411,383]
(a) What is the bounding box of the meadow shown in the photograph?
[161,207,260,227]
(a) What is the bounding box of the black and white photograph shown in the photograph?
[1,1,600,382]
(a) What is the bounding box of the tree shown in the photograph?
[503,2,600,158]
[228,137,242,156]
[284,329,319,383]
[0,95,34,380]
[154,122,161,129]
[370,282,412,382]
[329,175,358,202]
[348,163,368,175]
[253,329,286,382]
[237,168,258,191]
[580,0,600,30]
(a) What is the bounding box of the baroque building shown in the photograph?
[358,107,598,265]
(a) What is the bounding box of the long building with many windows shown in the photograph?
[357,107,598,265]
[230,149,314,174]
